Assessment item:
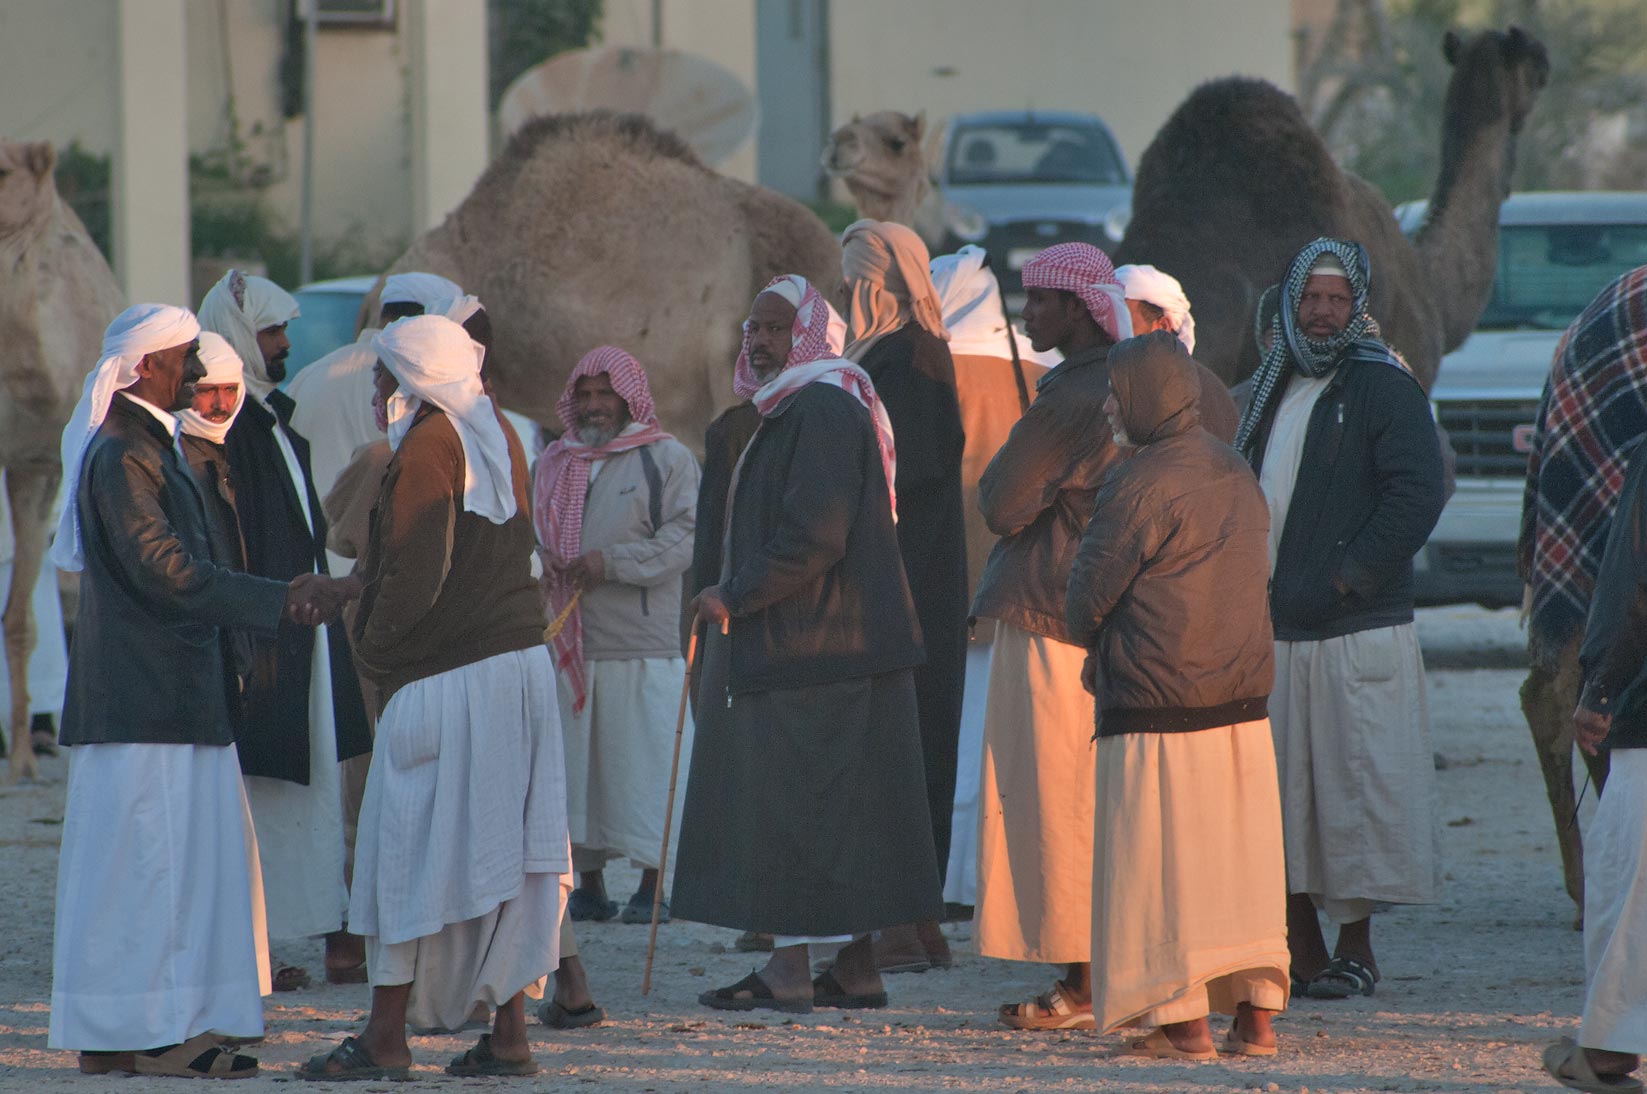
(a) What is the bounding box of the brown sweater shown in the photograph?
[351,404,543,708]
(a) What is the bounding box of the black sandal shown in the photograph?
[811,969,888,1010]
[445,1033,539,1077]
[699,971,813,1014]
[1305,956,1378,999]
[296,1035,410,1082]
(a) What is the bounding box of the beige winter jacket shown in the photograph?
[576,438,700,661]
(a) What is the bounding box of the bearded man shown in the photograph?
[1235,237,1446,1000]
[302,315,566,1079]
[199,268,373,990]
[48,304,349,1079]
[673,275,941,1014]
[535,346,700,925]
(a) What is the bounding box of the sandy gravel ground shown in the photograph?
[0,606,1594,1091]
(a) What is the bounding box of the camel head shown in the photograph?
[1441,26,1550,137]
[0,140,59,239]
[821,110,930,223]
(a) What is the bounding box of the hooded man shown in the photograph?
[1235,237,1446,1001]
[840,219,966,970]
[302,314,566,1079]
[535,346,700,925]
[1067,331,1289,1060]
[48,304,351,1079]
[673,274,942,1015]
[198,268,373,992]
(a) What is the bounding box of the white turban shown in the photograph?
[431,292,484,326]
[177,332,248,445]
[929,245,1016,359]
[373,315,517,524]
[381,272,464,310]
[52,304,201,572]
[1116,264,1197,355]
[197,269,300,402]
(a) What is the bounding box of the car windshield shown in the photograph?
[946,122,1125,186]
[286,289,366,379]
[1479,223,1647,330]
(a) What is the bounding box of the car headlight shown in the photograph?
[1103,202,1131,244]
[945,201,988,243]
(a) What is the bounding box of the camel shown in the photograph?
[822,111,946,245]
[379,112,841,440]
[1113,25,1550,390]
[0,140,125,780]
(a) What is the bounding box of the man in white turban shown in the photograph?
[300,315,566,1079]
[199,269,373,993]
[1116,264,1197,355]
[49,304,352,1079]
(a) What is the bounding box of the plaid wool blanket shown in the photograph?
[1522,265,1647,666]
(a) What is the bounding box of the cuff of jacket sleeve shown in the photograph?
[1580,680,1613,714]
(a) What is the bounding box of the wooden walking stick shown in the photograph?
[642,610,715,994]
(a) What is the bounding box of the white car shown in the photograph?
[1394,192,1647,607]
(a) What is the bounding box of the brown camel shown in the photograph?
[378,112,841,440]
[1113,25,1550,390]
[0,140,125,780]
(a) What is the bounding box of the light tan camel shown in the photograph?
[822,111,946,245]
[378,112,841,441]
[1113,26,1550,390]
[0,140,124,780]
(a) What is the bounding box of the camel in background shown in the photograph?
[822,111,946,245]
[377,112,841,444]
[0,140,124,780]
[1114,26,1550,389]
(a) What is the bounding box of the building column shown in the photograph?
[406,0,489,232]
[112,0,189,305]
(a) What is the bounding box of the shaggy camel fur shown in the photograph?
[376,112,841,441]
[1114,26,1549,390]
[0,140,124,780]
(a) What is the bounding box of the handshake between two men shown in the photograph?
[284,572,364,627]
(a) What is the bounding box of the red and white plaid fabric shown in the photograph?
[734,275,898,518]
[1523,265,1647,667]
[533,345,674,712]
[1021,242,1131,344]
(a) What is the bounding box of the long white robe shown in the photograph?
[50,743,270,1050]
[942,642,991,906]
[1582,749,1647,1053]
[351,646,568,1031]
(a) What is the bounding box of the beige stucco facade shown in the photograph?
[0,1,1289,300]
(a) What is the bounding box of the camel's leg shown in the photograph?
[1519,638,1586,913]
[4,462,58,781]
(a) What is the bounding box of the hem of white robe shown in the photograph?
[1100,949,1292,1033]
[1580,749,1647,1054]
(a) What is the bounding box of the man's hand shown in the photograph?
[285,573,360,626]
[1574,705,1613,757]
[1081,651,1098,696]
[566,550,606,590]
[691,585,731,634]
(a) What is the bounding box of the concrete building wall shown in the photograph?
[826,0,1293,171]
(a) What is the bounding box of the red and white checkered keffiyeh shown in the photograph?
[1021,242,1132,344]
[533,345,674,711]
[734,275,899,518]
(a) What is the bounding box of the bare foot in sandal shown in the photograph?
[998,979,1095,1030]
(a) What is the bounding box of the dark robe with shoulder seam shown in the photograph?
[224,391,370,784]
[857,323,968,883]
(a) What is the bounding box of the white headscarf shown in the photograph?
[431,293,484,326]
[382,272,464,309]
[52,304,202,572]
[196,269,300,401]
[177,332,248,445]
[1116,264,1196,355]
[373,315,516,524]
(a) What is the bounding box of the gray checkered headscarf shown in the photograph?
[1234,237,1376,460]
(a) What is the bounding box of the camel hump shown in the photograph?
[1130,77,1343,232]
[491,110,705,186]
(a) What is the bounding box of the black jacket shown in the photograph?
[1580,436,1647,749]
[61,395,289,747]
[720,383,925,693]
[224,392,371,783]
[1248,351,1446,641]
